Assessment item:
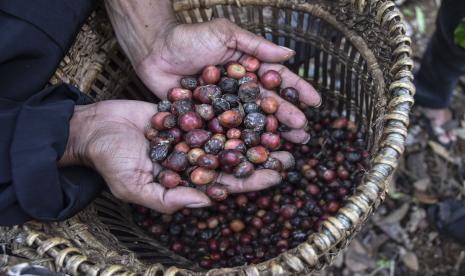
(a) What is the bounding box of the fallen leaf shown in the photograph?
[379,203,410,224]
[414,191,438,204]
[345,252,375,272]
[401,251,419,271]
[428,141,459,164]
[406,207,427,233]
[413,178,430,192]
[374,221,412,249]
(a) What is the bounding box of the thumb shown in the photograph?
[228,21,295,62]
[137,183,211,214]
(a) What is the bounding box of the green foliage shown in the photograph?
[454,19,465,49]
[415,6,426,34]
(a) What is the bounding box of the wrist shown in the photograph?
[105,0,178,66]
[58,104,96,168]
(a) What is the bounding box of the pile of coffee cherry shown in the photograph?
[136,82,369,268]
[145,56,301,200]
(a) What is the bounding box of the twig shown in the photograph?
[389,260,395,276]
[453,251,465,273]
[368,266,386,276]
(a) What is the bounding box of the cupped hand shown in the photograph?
[60,100,294,213]
[134,19,321,143]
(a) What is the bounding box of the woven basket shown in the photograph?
[1,0,414,275]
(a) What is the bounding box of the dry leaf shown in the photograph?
[428,141,458,164]
[413,178,430,192]
[401,251,419,271]
[406,207,427,233]
[414,191,438,204]
[379,203,410,224]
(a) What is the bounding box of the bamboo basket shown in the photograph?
[1,0,414,275]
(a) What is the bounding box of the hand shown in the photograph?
[59,100,294,213]
[135,19,321,143]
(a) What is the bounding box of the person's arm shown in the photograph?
[104,0,177,68]
[105,0,320,144]
[0,1,100,226]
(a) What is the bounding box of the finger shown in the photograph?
[153,162,162,178]
[280,129,311,144]
[216,169,282,193]
[258,63,321,107]
[259,88,307,129]
[269,151,295,169]
[99,100,158,131]
[228,23,295,63]
[137,183,211,214]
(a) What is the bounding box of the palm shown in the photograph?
[138,22,243,98]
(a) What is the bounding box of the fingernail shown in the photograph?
[314,96,323,108]
[279,46,295,56]
[301,134,311,145]
[186,201,210,208]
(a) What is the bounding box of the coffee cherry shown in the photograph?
[280,205,297,219]
[207,184,228,201]
[190,167,217,185]
[234,161,254,178]
[261,132,281,150]
[241,129,261,147]
[207,117,225,134]
[332,117,348,129]
[212,133,226,144]
[149,143,170,162]
[178,111,203,132]
[180,76,198,90]
[212,98,231,114]
[150,112,171,130]
[218,109,243,128]
[227,63,246,79]
[157,100,172,112]
[174,142,190,153]
[261,70,282,90]
[229,219,245,232]
[247,146,269,164]
[241,55,260,72]
[226,128,241,139]
[244,112,266,132]
[243,102,260,114]
[158,170,181,188]
[265,115,279,133]
[236,194,248,207]
[185,129,211,147]
[224,139,247,153]
[167,128,181,144]
[218,77,238,94]
[260,97,279,114]
[204,139,224,154]
[238,82,260,103]
[162,151,188,172]
[262,157,283,171]
[280,87,300,104]
[168,87,192,102]
[219,149,244,167]
[193,85,222,104]
[171,99,194,116]
[222,94,240,108]
[238,72,258,85]
[145,128,158,141]
[197,154,220,170]
[195,104,215,121]
[202,65,221,84]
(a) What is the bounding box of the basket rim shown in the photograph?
[5,0,414,275]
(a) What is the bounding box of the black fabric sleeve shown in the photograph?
[0,1,102,226]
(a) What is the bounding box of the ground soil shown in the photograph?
[317,0,465,275]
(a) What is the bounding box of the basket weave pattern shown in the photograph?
[1,0,414,275]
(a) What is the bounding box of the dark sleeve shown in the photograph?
[0,0,103,226]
